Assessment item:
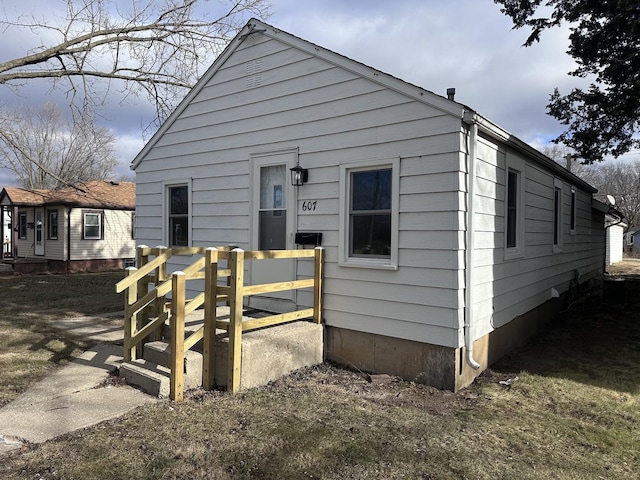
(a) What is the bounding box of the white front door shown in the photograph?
[250,151,297,311]
[34,208,45,256]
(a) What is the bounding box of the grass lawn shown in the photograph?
[0,268,638,479]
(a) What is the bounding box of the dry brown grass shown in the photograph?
[0,269,638,479]
[0,271,124,407]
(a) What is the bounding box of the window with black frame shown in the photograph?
[169,185,188,247]
[349,168,392,258]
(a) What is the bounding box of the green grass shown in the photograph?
[0,272,638,479]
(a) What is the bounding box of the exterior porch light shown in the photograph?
[290,165,308,186]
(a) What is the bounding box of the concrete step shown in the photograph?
[119,359,171,398]
[121,320,323,397]
[143,341,203,381]
[119,343,203,397]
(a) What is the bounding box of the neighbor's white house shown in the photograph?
[130,19,607,390]
[0,180,135,273]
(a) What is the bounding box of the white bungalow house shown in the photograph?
[0,180,136,273]
[130,19,607,391]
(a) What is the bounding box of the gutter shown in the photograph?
[463,110,481,370]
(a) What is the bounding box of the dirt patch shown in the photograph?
[608,258,640,275]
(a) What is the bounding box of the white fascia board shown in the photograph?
[255,19,466,118]
[131,21,260,170]
[469,112,597,194]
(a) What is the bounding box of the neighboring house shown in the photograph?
[625,227,640,255]
[130,19,607,391]
[605,212,626,267]
[0,180,135,273]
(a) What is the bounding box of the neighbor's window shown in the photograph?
[18,213,27,239]
[168,185,189,247]
[83,211,102,240]
[504,153,525,260]
[339,159,399,269]
[48,210,58,240]
[553,178,563,252]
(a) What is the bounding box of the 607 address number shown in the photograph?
[301,201,317,212]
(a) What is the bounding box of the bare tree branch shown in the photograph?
[0,103,118,189]
[0,0,272,127]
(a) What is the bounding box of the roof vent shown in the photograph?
[447,88,456,101]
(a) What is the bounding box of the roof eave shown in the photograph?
[467,111,598,194]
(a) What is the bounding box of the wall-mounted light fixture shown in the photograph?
[290,165,309,187]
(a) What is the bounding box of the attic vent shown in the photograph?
[246,59,263,88]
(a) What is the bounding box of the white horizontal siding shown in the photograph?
[135,35,466,348]
[69,209,135,261]
[471,134,604,337]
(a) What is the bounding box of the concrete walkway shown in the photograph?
[0,316,157,457]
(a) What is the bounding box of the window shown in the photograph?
[83,211,102,240]
[506,170,518,248]
[570,188,577,235]
[339,159,399,269]
[504,154,525,260]
[18,213,27,239]
[553,178,563,252]
[168,185,189,247]
[48,210,58,240]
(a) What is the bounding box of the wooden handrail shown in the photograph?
[119,245,324,400]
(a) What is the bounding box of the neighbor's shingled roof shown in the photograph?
[0,181,135,210]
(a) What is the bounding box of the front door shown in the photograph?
[250,151,297,311]
[34,208,44,256]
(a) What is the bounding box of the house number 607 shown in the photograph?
[301,201,317,212]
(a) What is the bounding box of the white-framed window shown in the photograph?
[339,158,399,270]
[47,210,58,240]
[504,154,525,260]
[83,211,103,240]
[18,212,27,239]
[165,182,191,247]
[569,187,577,235]
[553,178,563,253]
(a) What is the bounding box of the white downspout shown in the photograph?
[463,111,481,370]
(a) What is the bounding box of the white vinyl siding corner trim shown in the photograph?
[504,154,525,260]
[338,157,399,270]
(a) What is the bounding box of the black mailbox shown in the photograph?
[295,232,322,246]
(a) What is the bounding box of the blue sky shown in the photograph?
[0,0,586,187]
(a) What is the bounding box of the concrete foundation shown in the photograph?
[326,294,565,392]
[214,321,324,390]
[120,319,324,396]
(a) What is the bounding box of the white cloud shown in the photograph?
[0,0,592,185]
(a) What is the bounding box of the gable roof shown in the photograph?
[131,18,467,170]
[130,18,596,194]
[0,181,135,210]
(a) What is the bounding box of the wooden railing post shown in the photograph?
[124,266,138,361]
[203,248,219,391]
[154,245,168,340]
[228,248,244,393]
[136,246,150,343]
[313,247,324,324]
[170,271,186,401]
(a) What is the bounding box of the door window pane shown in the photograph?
[258,165,286,250]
